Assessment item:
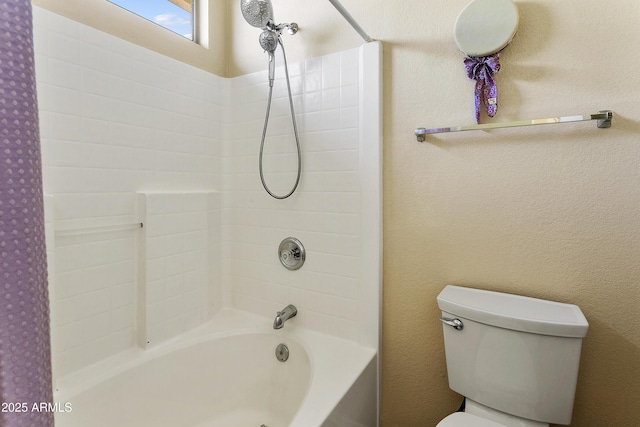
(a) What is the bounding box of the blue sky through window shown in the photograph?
[108,0,193,40]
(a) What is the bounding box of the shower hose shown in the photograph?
[258,38,302,200]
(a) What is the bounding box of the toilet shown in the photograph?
[436,285,589,427]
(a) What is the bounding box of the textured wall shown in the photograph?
[227,0,640,426]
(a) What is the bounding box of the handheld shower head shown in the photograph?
[259,30,278,53]
[240,0,274,29]
[242,1,301,200]
[260,30,278,87]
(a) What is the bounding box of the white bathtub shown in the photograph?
[54,309,377,427]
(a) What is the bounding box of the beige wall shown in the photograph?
[34,0,640,425]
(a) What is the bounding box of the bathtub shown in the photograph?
[54,309,377,427]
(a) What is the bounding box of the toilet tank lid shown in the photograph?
[437,285,589,338]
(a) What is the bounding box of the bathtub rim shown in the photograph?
[54,308,376,427]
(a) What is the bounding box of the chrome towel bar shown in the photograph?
[415,110,613,142]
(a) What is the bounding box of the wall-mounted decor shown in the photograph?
[454,0,519,123]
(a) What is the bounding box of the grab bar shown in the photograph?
[54,222,143,237]
[415,110,613,142]
[327,0,372,42]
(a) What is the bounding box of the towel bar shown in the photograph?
[415,110,612,142]
[54,222,143,237]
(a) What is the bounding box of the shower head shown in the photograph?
[240,0,274,29]
[259,30,278,53]
[260,30,278,87]
[241,0,297,89]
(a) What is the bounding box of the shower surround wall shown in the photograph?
[33,7,223,380]
[222,44,381,347]
[34,5,381,382]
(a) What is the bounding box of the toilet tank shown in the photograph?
[437,286,588,425]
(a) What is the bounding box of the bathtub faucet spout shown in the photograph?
[273,304,297,329]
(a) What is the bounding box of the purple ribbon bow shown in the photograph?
[464,53,500,123]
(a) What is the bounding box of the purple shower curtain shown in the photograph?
[0,1,54,426]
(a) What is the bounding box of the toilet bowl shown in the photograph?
[437,412,504,427]
[436,399,550,427]
[436,285,588,427]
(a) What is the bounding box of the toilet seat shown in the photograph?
[436,412,506,427]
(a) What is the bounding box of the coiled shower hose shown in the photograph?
[258,38,301,200]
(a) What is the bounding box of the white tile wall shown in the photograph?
[49,193,139,378]
[222,45,382,346]
[35,5,381,378]
[34,7,221,196]
[141,192,220,347]
[34,6,224,378]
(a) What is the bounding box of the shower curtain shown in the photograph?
[0,1,54,426]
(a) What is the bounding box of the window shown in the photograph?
[108,0,195,41]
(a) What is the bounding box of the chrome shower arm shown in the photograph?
[274,22,299,35]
